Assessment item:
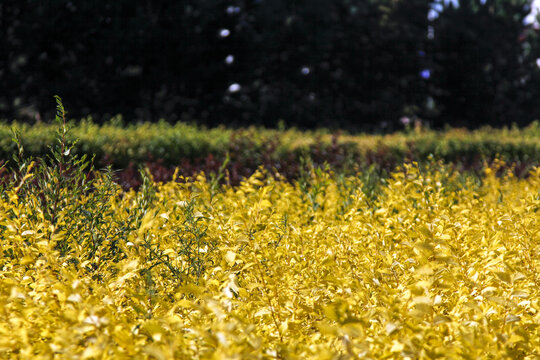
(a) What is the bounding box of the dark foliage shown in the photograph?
[1,0,540,129]
[429,0,540,127]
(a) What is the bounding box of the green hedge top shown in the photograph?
[1,119,539,170]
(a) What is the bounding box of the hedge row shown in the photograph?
[2,119,539,188]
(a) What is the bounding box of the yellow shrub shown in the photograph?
[0,164,538,359]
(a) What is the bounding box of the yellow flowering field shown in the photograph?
[0,159,539,359]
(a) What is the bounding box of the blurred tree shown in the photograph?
[1,0,538,129]
[0,0,432,129]
[223,0,431,130]
[429,0,540,127]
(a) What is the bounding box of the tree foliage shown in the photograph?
[1,0,539,128]
[430,0,540,127]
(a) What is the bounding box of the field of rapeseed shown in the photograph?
[0,101,539,358]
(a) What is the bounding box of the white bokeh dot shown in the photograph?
[228,83,241,93]
[219,29,230,38]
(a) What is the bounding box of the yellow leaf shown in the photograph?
[386,322,399,335]
[81,346,102,359]
[505,314,520,323]
[433,315,451,325]
[507,334,524,345]
[20,256,34,265]
[176,299,193,308]
[494,271,511,284]
[225,250,236,266]
[143,345,166,360]
[390,340,404,353]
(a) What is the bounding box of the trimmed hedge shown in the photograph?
[2,119,539,188]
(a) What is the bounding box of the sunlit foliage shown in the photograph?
[0,157,538,358]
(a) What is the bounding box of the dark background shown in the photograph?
[2,0,540,131]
